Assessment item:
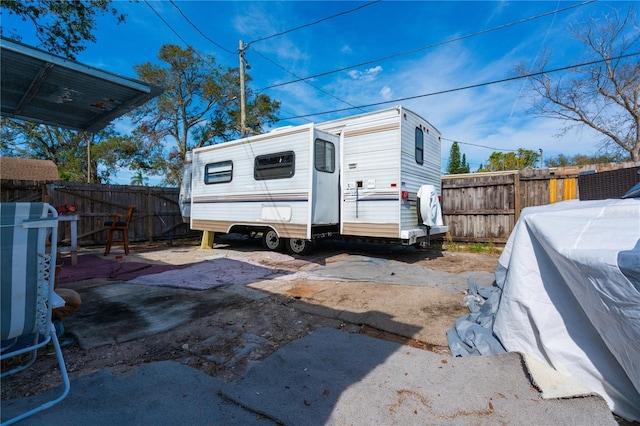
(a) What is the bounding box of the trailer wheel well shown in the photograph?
[227,225,264,238]
[261,227,286,251]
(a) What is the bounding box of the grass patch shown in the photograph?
[442,234,502,254]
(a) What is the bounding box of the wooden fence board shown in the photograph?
[1,180,197,246]
[442,162,640,243]
[2,160,638,246]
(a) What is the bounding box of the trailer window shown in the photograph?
[314,139,335,173]
[254,151,295,180]
[415,127,424,165]
[205,161,233,184]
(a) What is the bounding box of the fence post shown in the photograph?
[43,183,51,203]
[514,172,521,223]
[147,187,153,241]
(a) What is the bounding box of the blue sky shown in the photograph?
[3,1,637,184]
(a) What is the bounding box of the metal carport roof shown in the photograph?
[0,36,163,132]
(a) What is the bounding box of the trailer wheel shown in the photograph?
[262,228,285,251]
[286,238,314,255]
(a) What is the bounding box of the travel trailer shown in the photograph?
[180,106,447,254]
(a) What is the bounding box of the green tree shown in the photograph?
[0,0,145,182]
[0,118,160,183]
[130,170,149,186]
[546,153,571,168]
[546,152,629,167]
[446,142,470,174]
[478,148,540,172]
[461,153,470,173]
[131,44,281,186]
[0,0,125,59]
[519,7,640,161]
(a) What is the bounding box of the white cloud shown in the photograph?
[233,4,281,38]
[239,1,615,169]
[367,66,383,75]
[379,86,393,100]
[348,66,383,81]
[367,41,604,172]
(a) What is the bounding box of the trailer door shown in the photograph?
[311,132,340,226]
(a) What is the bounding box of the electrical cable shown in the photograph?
[247,0,381,46]
[442,138,518,152]
[241,1,384,113]
[144,0,192,49]
[510,0,561,117]
[251,47,366,112]
[277,51,640,121]
[155,0,380,114]
[169,0,235,54]
[144,0,211,63]
[257,0,596,92]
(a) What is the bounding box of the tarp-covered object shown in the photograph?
[493,198,640,420]
[446,276,505,357]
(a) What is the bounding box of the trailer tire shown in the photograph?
[262,228,286,251]
[286,238,314,255]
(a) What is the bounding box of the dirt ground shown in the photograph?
[1,237,500,401]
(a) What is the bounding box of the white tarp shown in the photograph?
[493,198,640,420]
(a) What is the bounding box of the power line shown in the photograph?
[244,1,383,113]
[159,0,375,116]
[247,0,381,46]
[144,0,192,48]
[257,0,596,92]
[442,138,518,152]
[250,47,366,113]
[277,51,640,121]
[169,0,235,54]
[144,0,212,63]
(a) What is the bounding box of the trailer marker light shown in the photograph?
[391,183,397,187]
[401,191,409,199]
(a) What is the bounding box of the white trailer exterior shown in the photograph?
[186,123,340,253]
[316,106,446,243]
[181,106,446,254]
[179,151,192,222]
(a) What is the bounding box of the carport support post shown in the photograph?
[87,134,91,183]
[201,231,214,249]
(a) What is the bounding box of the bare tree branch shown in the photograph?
[521,6,640,160]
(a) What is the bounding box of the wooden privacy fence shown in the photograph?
[2,161,638,246]
[1,181,196,246]
[442,162,640,243]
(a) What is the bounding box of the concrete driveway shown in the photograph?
[1,237,620,425]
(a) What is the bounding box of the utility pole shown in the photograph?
[87,135,91,183]
[539,148,544,169]
[239,40,247,137]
